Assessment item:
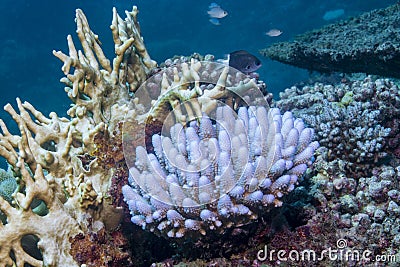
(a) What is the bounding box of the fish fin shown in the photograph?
[230,50,249,56]
[209,2,220,9]
[209,18,221,25]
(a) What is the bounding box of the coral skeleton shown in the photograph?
[0,157,80,267]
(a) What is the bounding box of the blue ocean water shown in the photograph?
[0,0,396,158]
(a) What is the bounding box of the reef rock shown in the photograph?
[260,3,400,78]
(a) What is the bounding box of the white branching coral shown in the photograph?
[121,58,318,238]
[123,104,318,238]
[0,6,157,267]
[0,157,80,267]
[52,7,156,128]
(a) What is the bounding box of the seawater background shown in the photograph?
[0,0,396,167]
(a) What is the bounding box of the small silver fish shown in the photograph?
[207,3,228,19]
[265,29,283,37]
[228,50,262,73]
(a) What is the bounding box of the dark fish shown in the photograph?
[228,50,262,73]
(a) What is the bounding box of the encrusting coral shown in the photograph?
[0,3,318,266]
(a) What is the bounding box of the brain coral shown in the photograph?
[121,60,318,238]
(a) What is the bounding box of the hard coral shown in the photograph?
[121,59,318,239]
[0,5,156,266]
[0,157,80,267]
[260,4,400,78]
[0,2,319,266]
[274,76,399,176]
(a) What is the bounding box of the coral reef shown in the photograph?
[280,147,400,266]
[0,3,310,266]
[6,1,394,266]
[151,76,400,266]
[274,75,400,176]
[260,3,400,78]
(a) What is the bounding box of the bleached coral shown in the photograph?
[0,6,156,267]
[0,156,80,267]
[122,103,318,238]
[52,7,156,129]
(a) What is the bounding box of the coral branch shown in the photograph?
[53,6,156,127]
[0,157,81,267]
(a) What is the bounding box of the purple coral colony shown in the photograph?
[0,2,400,267]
